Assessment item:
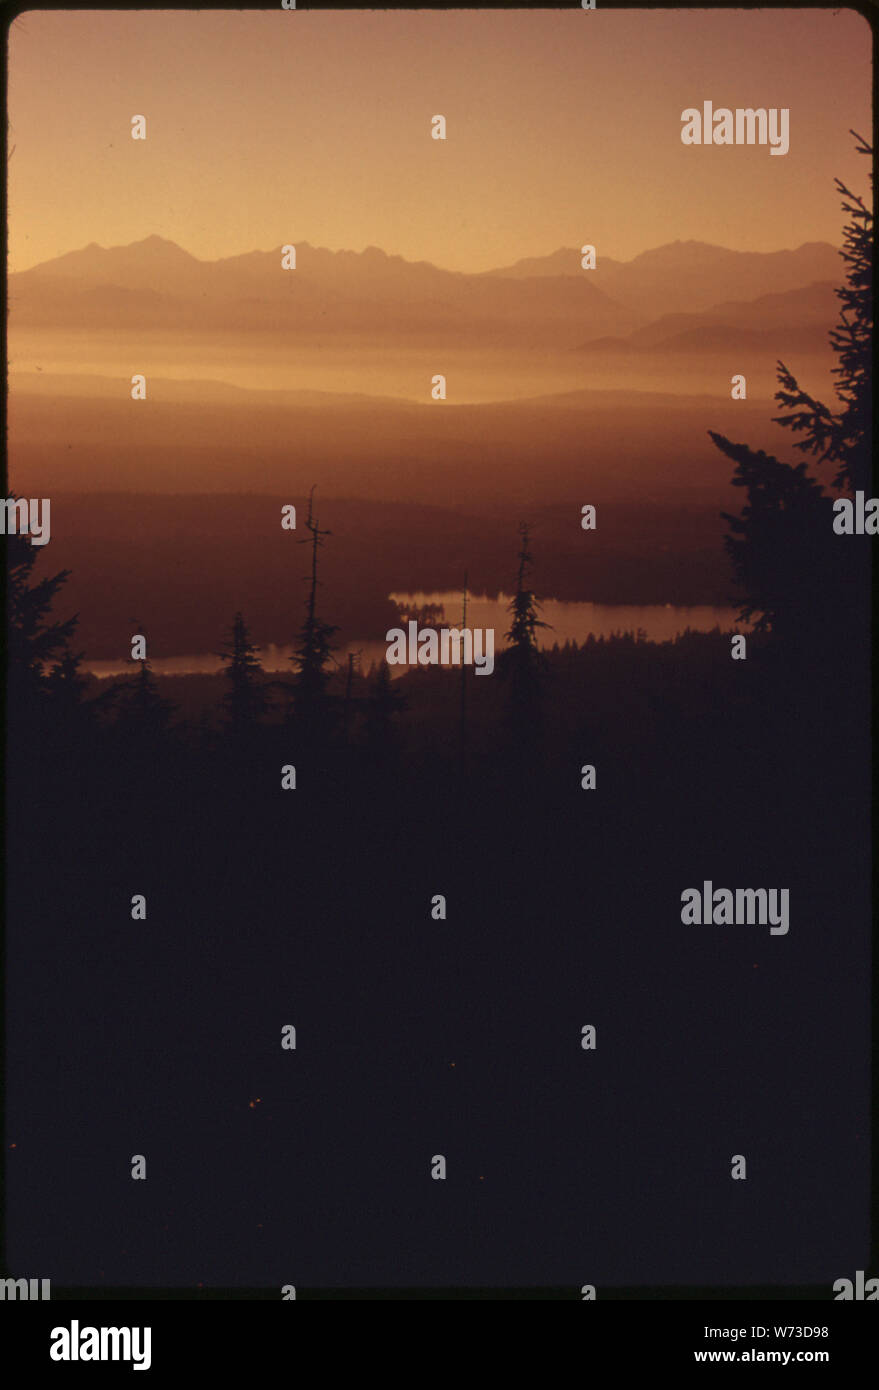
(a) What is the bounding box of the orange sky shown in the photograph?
[8,7,873,274]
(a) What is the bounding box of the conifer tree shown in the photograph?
[710,134,872,643]
[120,657,176,737]
[773,132,872,494]
[291,488,339,733]
[365,658,407,752]
[6,515,77,711]
[500,523,549,737]
[109,630,176,739]
[708,434,838,641]
[219,611,267,734]
[342,650,363,739]
[45,643,92,728]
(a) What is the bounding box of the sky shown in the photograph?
[8,7,873,273]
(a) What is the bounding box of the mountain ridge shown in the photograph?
[10,236,843,348]
[15,233,839,279]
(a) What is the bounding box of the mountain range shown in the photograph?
[485,239,840,317]
[10,235,842,347]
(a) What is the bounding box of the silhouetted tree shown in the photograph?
[343,650,363,739]
[219,611,267,734]
[291,488,339,736]
[44,642,95,741]
[774,132,872,494]
[6,515,77,714]
[709,434,840,643]
[364,658,407,756]
[710,134,872,646]
[113,657,176,739]
[499,523,549,740]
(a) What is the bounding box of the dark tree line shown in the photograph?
[6,481,552,760]
[710,132,872,654]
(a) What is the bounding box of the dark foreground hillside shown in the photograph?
[7,630,871,1289]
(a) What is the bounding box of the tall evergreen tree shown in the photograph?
[44,642,92,726]
[343,649,362,739]
[709,434,839,642]
[710,134,872,643]
[113,650,176,739]
[773,132,872,494]
[500,523,549,738]
[364,658,407,754]
[6,515,78,712]
[219,611,267,734]
[291,488,339,733]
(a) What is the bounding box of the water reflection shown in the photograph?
[84,593,745,678]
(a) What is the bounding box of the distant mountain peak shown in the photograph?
[126,234,198,257]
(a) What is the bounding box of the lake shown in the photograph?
[84,593,745,678]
